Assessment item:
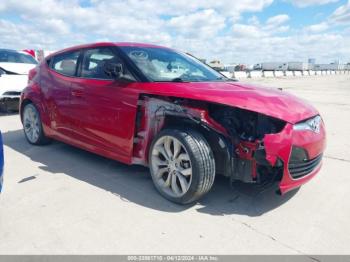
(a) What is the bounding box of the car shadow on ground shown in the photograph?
[2,129,299,217]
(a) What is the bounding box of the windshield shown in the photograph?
[0,50,38,64]
[119,46,226,82]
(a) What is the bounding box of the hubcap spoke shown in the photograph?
[173,139,181,159]
[164,137,173,159]
[171,172,181,195]
[156,167,169,178]
[155,145,170,161]
[152,155,167,167]
[164,173,172,187]
[179,167,192,177]
[176,172,189,193]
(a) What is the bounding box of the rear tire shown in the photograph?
[23,103,51,145]
[149,129,215,204]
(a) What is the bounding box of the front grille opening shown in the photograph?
[288,147,322,179]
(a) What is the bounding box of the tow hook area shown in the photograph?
[231,139,285,192]
[229,125,293,193]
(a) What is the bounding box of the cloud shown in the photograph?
[304,22,329,33]
[168,9,226,38]
[208,32,350,64]
[289,0,339,8]
[233,14,290,37]
[0,0,349,64]
[266,14,290,25]
[329,0,350,24]
[0,0,272,41]
[233,24,268,38]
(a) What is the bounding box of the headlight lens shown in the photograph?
[293,115,322,133]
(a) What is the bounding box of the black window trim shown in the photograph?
[47,45,148,82]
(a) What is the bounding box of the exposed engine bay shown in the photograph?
[209,104,286,143]
[208,104,286,184]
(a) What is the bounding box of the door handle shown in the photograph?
[71,90,83,97]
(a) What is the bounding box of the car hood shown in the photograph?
[134,81,319,124]
[0,62,36,75]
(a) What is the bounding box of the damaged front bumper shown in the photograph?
[230,118,326,194]
[262,120,326,194]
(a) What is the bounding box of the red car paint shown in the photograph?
[20,42,326,195]
[128,81,319,124]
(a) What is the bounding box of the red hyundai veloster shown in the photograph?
[20,42,326,204]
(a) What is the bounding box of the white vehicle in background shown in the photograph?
[0,49,37,112]
[253,63,262,70]
[288,62,310,71]
[261,62,288,71]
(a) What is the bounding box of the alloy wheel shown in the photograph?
[151,135,193,197]
[23,105,40,143]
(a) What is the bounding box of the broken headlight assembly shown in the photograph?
[293,115,322,133]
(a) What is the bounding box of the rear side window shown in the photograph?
[51,51,80,77]
[81,48,121,80]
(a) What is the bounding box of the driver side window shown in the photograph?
[81,48,121,80]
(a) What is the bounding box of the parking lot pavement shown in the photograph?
[0,74,349,255]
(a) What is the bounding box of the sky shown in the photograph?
[0,0,350,64]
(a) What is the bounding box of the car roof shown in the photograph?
[47,42,171,59]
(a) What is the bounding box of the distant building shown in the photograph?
[308,58,316,64]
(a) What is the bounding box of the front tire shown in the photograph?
[149,129,215,204]
[23,103,51,145]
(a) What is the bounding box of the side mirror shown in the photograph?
[104,62,123,78]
